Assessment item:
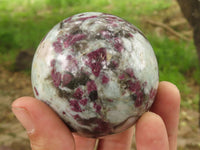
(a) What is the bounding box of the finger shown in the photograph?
[12,97,75,150]
[73,133,97,150]
[135,112,169,150]
[97,126,134,150]
[150,81,180,150]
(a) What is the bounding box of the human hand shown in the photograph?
[12,81,180,150]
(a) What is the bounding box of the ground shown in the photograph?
[0,66,32,150]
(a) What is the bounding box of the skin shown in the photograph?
[12,81,180,150]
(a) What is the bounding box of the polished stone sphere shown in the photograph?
[31,12,159,138]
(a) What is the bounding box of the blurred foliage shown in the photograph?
[148,35,199,94]
[0,0,199,109]
[0,0,173,62]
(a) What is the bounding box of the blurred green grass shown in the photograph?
[0,0,199,109]
[148,35,199,109]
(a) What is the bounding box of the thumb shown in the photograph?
[12,97,75,150]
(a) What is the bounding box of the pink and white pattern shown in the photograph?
[32,12,159,138]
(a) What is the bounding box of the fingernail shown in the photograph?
[12,107,35,134]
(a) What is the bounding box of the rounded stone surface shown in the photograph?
[31,12,159,138]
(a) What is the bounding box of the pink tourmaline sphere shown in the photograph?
[31,12,159,138]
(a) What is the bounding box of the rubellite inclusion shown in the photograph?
[31,12,159,138]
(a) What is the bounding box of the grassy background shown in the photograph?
[0,0,199,109]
